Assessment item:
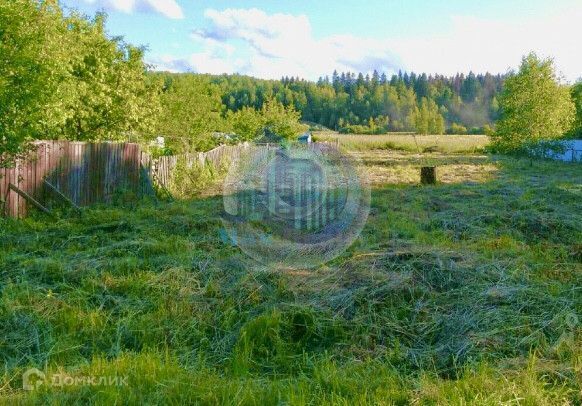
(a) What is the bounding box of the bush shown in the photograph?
[338,116,390,134]
[447,123,468,135]
[167,158,225,199]
[261,98,307,140]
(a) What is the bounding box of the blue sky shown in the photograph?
[63,0,582,81]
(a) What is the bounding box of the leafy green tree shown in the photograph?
[0,0,160,164]
[226,107,263,141]
[460,72,480,103]
[61,13,160,141]
[493,53,575,151]
[154,74,225,152]
[0,0,67,163]
[408,98,445,134]
[447,123,468,135]
[570,81,582,137]
[490,97,500,120]
[261,98,306,140]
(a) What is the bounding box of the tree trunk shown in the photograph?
[420,166,436,185]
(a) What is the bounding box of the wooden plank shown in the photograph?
[15,155,21,218]
[22,150,30,218]
[42,142,50,203]
[96,142,103,203]
[73,142,80,205]
[0,165,7,217]
[44,180,81,212]
[84,142,91,205]
[9,183,52,216]
[8,163,14,218]
[115,143,121,197]
[31,144,38,204]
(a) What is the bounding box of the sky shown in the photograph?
[62,0,582,82]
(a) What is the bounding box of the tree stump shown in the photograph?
[420,166,437,185]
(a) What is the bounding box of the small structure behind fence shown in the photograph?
[533,139,582,163]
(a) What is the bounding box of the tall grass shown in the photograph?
[0,153,580,404]
[314,131,490,153]
[166,157,227,199]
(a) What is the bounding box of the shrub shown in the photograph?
[167,157,224,199]
[447,123,468,135]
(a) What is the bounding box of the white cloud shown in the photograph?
[149,6,582,81]
[151,8,402,79]
[392,6,582,82]
[81,0,183,19]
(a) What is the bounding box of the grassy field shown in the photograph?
[314,131,490,153]
[1,147,581,404]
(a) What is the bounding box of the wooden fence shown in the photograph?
[145,142,340,191]
[143,143,255,189]
[1,141,147,218]
[1,141,340,218]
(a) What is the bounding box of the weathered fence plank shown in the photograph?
[1,141,150,218]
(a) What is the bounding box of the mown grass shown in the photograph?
[314,131,490,154]
[0,151,581,404]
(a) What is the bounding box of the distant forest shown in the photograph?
[204,70,505,134]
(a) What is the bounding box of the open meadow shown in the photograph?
[3,1,582,404]
[1,139,581,404]
[314,131,490,154]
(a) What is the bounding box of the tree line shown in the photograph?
[151,69,503,152]
[213,70,504,135]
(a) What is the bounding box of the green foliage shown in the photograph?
[339,116,389,134]
[482,124,495,136]
[225,106,263,141]
[60,13,160,142]
[153,75,306,149]
[154,74,226,153]
[569,81,582,137]
[210,71,504,135]
[167,157,225,199]
[447,123,468,135]
[0,0,160,163]
[148,68,503,147]
[0,0,67,162]
[260,97,307,140]
[408,97,445,134]
[493,53,576,151]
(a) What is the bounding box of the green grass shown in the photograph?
[314,131,490,153]
[0,152,581,404]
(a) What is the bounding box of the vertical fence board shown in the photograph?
[0,141,149,218]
